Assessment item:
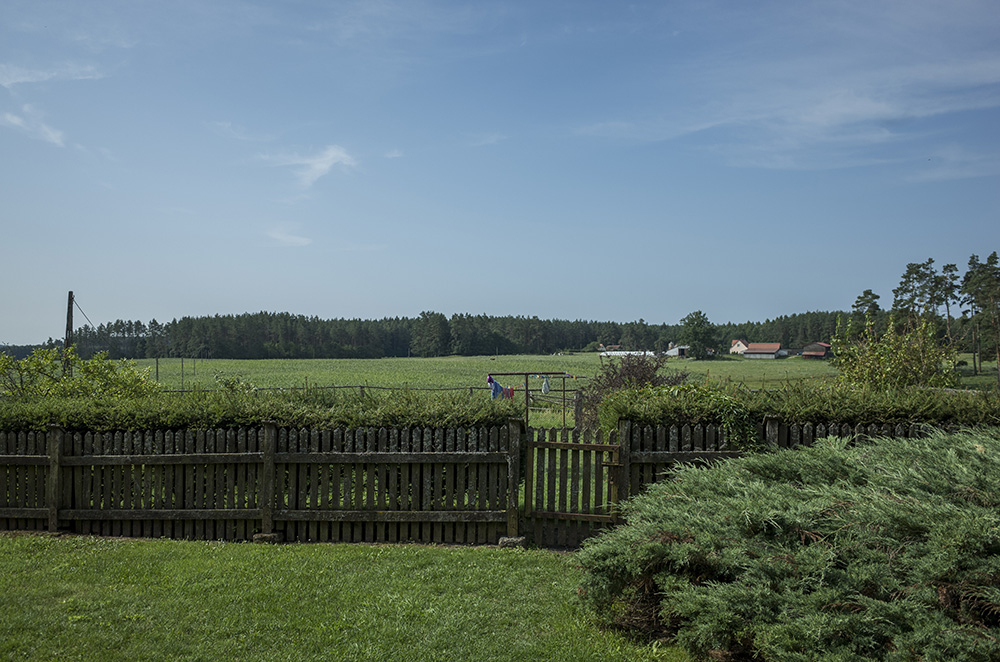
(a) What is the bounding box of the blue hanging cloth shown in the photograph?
[488,376,504,400]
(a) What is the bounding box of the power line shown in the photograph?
[73,297,96,329]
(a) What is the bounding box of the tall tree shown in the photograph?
[937,263,961,344]
[892,258,937,329]
[678,310,719,360]
[962,252,1000,386]
[853,289,882,317]
[410,311,451,357]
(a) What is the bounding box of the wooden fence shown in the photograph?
[1,419,935,548]
[0,424,518,545]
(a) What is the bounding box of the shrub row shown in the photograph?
[0,389,522,432]
[599,383,1000,433]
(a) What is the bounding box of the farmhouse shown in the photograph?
[802,342,832,359]
[665,345,689,358]
[730,339,749,355]
[743,343,785,359]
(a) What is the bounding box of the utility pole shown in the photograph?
[64,291,74,377]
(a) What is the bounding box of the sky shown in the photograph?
[2,0,999,345]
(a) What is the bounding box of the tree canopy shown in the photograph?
[8,310,848,362]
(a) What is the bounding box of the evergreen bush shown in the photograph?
[577,429,1000,661]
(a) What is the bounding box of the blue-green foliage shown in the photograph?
[577,430,1000,661]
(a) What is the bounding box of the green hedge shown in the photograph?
[577,429,1000,661]
[0,389,521,432]
[600,383,1000,433]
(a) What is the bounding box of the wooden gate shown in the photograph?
[522,428,622,548]
[521,422,747,548]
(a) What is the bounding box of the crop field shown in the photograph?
[135,353,842,391]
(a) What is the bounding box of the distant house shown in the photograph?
[600,350,656,357]
[743,343,785,359]
[730,339,749,355]
[802,342,832,359]
[665,345,689,358]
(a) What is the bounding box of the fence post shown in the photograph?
[523,426,535,520]
[47,425,64,533]
[261,422,276,536]
[506,420,522,538]
[618,422,630,503]
[765,417,780,448]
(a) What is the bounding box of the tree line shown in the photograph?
[6,310,845,361]
[6,250,993,365]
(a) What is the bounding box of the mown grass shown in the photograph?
[0,534,686,662]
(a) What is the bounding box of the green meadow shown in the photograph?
[136,353,843,391]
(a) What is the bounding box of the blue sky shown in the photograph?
[2,0,998,345]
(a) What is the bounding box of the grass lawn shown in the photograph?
[1,533,685,662]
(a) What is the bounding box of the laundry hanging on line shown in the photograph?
[487,376,514,400]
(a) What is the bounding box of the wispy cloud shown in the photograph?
[575,2,1000,173]
[0,62,103,89]
[1,104,64,146]
[263,145,357,188]
[385,148,404,158]
[266,225,312,247]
